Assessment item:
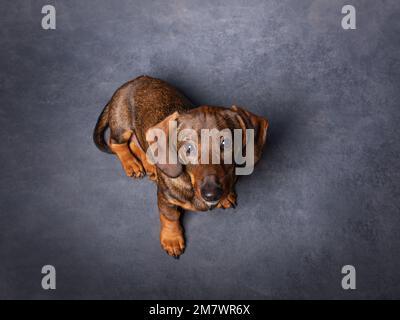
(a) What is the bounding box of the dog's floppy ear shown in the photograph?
[146,111,183,178]
[231,105,269,164]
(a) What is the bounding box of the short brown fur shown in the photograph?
[93,76,268,258]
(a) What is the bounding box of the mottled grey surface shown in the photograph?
[0,0,400,299]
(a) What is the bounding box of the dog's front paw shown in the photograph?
[217,192,237,209]
[160,227,185,258]
[146,168,157,181]
[122,158,145,178]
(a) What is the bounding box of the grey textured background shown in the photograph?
[1,0,399,299]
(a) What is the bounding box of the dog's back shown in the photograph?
[94,75,193,153]
[123,76,193,148]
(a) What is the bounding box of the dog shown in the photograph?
[93,75,268,258]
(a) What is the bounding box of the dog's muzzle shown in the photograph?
[200,175,223,205]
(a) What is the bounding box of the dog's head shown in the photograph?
[146,105,268,207]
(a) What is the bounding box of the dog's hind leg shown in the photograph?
[129,134,157,181]
[109,129,145,178]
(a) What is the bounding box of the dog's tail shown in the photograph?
[93,103,112,154]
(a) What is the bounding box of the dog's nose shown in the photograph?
[200,175,223,203]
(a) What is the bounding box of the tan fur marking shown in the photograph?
[110,142,145,178]
[129,139,157,181]
[160,213,185,257]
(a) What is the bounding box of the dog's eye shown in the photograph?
[185,142,195,156]
[186,145,192,156]
[220,138,231,150]
[178,141,198,164]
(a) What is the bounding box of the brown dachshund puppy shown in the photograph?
[93,76,268,258]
